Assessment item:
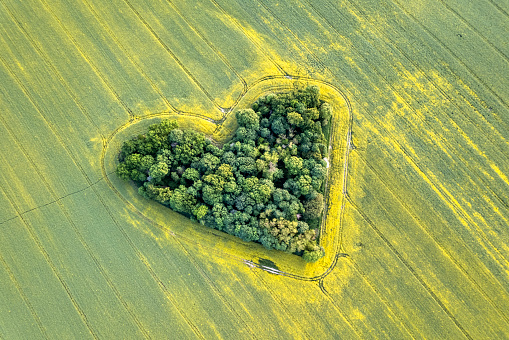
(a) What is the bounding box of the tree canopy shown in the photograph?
[116,86,332,262]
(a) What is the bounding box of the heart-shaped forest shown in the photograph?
[115,85,336,263]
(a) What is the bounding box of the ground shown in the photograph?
[0,0,508,338]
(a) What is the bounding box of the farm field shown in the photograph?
[0,0,508,338]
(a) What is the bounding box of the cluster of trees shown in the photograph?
[116,86,332,262]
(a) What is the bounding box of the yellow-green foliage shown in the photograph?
[0,0,507,338]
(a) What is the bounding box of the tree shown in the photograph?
[202,185,223,206]
[193,205,209,220]
[235,127,258,141]
[236,109,260,130]
[199,153,220,174]
[174,129,206,165]
[259,127,270,138]
[303,246,325,263]
[116,86,331,262]
[248,180,273,205]
[148,162,169,182]
[271,116,287,135]
[284,156,303,176]
[296,175,313,196]
[216,163,233,179]
[303,193,324,220]
[319,102,332,126]
[287,110,304,126]
[169,185,196,215]
[183,167,200,182]
[138,182,172,204]
[236,156,257,175]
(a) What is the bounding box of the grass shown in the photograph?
[0,0,507,338]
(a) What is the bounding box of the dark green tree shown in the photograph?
[116,86,332,263]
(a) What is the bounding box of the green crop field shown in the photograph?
[0,0,508,338]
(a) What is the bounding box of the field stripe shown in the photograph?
[206,0,288,75]
[0,67,123,336]
[322,257,416,339]
[23,203,154,339]
[354,111,509,290]
[122,0,220,112]
[258,268,361,338]
[249,271,312,339]
[22,178,153,338]
[336,0,509,174]
[0,44,127,338]
[0,188,97,338]
[171,0,283,82]
[0,61,91,197]
[210,0,294,75]
[0,173,105,227]
[388,0,509,110]
[126,0,247,110]
[355,104,509,269]
[34,0,134,121]
[74,0,177,115]
[307,0,509,172]
[0,23,104,186]
[0,251,47,339]
[342,200,467,339]
[2,0,128,135]
[41,0,168,117]
[161,237,258,339]
[79,0,219,120]
[166,0,250,90]
[357,151,509,323]
[343,0,509,144]
[437,0,509,61]
[487,0,509,18]
[0,125,54,214]
[348,197,473,339]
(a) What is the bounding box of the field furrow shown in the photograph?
[171,0,283,83]
[0,218,95,338]
[343,201,470,339]
[81,0,221,119]
[0,33,103,187]
[125,0,245,110]
[1,0,128,135]
[439,0,509,59]
[391,0,509,105]
[60,187,201,339]
[22,203,147,339]
[42,0,168,117]
[0,125,54,214]
[0,253,46,339]
[0,69,90,199]
[322,258,414,339]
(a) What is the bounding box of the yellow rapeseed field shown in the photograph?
[0,0,507,338]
